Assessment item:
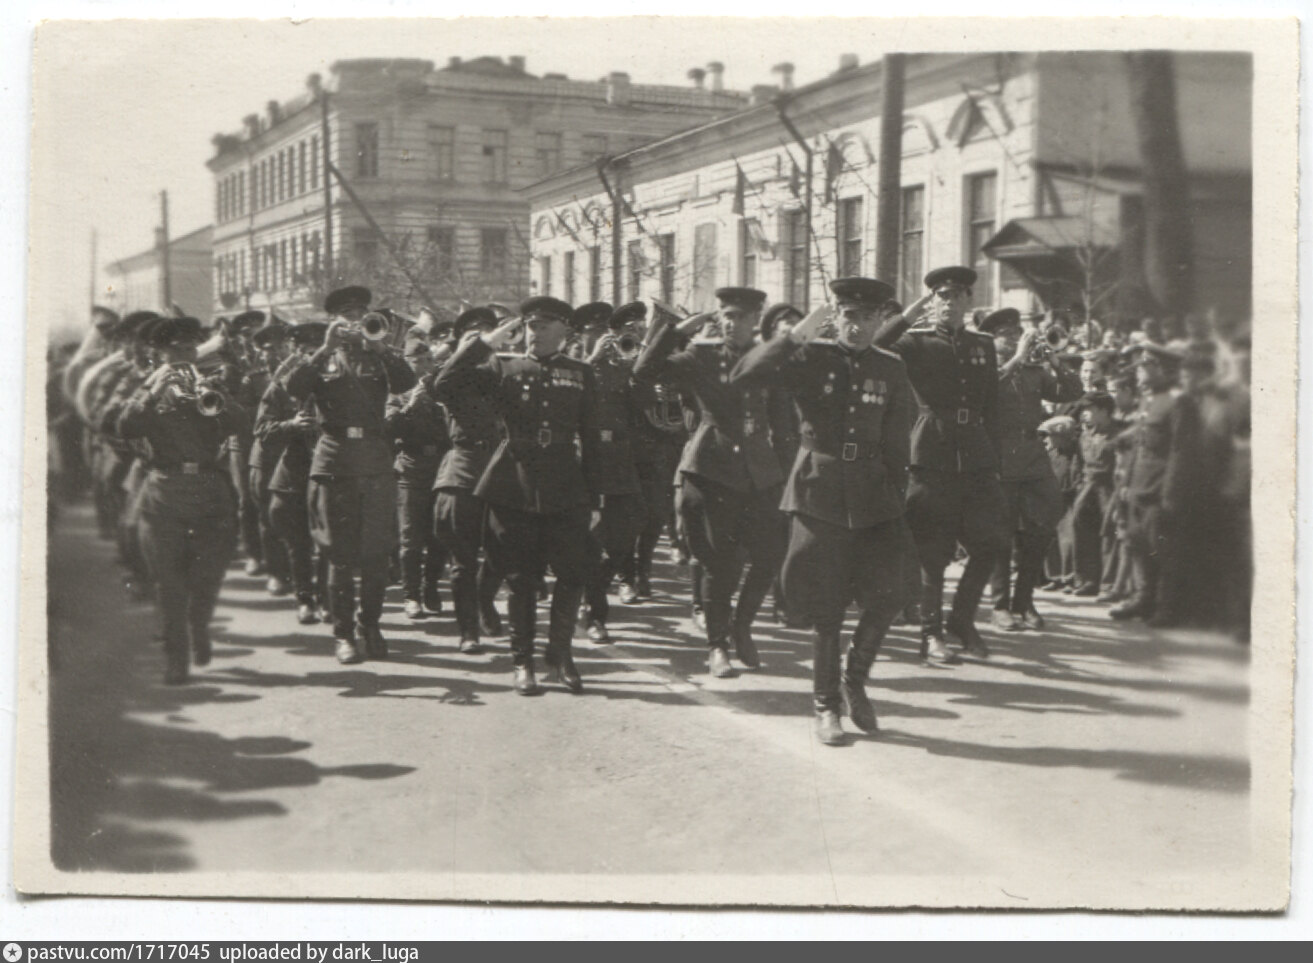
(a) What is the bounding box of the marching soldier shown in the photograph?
[581,303,648,642]
[264,322,327,625]
[873,266,1003,662]
[434,296,602,695]
[980,307,1083,632]
[386,331,451,620]
[427,307,508,653]
[283,286,417,663]
[225,310,271,578]
[247,318,294,596]
[732,278,914,745]
[633,287,789,677]
[115,317,244,684]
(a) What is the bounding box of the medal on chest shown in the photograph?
[861,378,887,405]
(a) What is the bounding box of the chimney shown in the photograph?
[306,73,322,96]
[772,62,795,91]
[266,100,282,126]
[508,55,526,72]
[706,61,724,92]
[749,84,779,107]
[838,53,859,72]
[687,67,706,90]
[243,113,261,138]
[606,71,631,107]
[448,56,462,69]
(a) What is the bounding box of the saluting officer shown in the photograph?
[116,317,244,684]
[733,278,914,744]
[633,287,789,678]
[979,307,1083,634]
[386,330,451,620]
[580,302,648,642]
[283,286,417,663]
[434,296,602,695]
[427,306,508,653]
[873,266,1003,662]
[263,322,327,625]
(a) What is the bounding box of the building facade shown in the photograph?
[104,225,214,319]
[206,57,746,320]
[523,52,1252,325]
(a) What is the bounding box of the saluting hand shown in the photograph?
[789,304,832,344]
[482,316,522,350]
[674,311,714,338]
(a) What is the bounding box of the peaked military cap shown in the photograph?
[828,277,896,307]
[574,302,614,330]
[290,321,329,347]
[608,301,648,331]
[715,287,767,310]
[978,307,1022,334]
[230,310,267,333]
[148,317,204,349]
[924,266,978,291]
[92,306,122,332]
[760,302,803,340]
[453,306,499,338]
[251,319,291,347]
[519,296,576,326]
[323,285,373,317]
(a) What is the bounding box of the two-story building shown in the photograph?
[206,56,746,319]
[522,52,1251,325]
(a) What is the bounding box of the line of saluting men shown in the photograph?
[52,263,1251,746]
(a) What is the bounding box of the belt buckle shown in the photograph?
[182,462,199,475]
[347,426,363,439]
[600,429,613,443]
[842,442,858,462]
[537,428,552,447]
[956,408,971,425]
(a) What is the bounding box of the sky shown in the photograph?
[29,15,905,340]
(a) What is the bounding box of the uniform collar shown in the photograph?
[934,322,968,339]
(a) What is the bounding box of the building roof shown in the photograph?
[106,224,213,274]
[982,216,1119,261]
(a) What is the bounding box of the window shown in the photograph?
[279,239,288,288]
[482,130,508,184]
[627,239,644,301]
[588,246,602,303]
[539,255,553,295]
[310,136,320,189]
[783,209,809,308]
[290,237,298,283]
[480,228,508,281]
[657,235,676,304]
[250,167,258,211]
[298,142,307,195]
[355,122,380,178]
[693,223,717,310]
[837,197,863,277]
[353,228,379,267]
[535,132,562,178]
[899,185,925,304]
[965,171,997,307]
[430,125,455,181]
[427,226,455,277]
[740,218,760,288]
[239,249,246,291]
[563,251,575,305]
[217,180,225,223]
[277,151,286,202]
[256,162,265,209]
[308,232,320,280]
[237,171,244,215]
[582,134,607,164]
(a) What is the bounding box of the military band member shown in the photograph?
[434,296,602,695]
[732,277,914,745]
[873,266,1004,662]
[226,310,271,578]
[427,307,508,653]
[116,317,244,685]
[283,286,417,664]
[247,319,294,596]
[633,287,789,678]
[581,303,648,642]
[980,307,1083,632]
[1071,391,1120,598]
[264,322,327,625]
[386,331,451,620]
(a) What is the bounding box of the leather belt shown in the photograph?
[154,461,216,476]
[510,430,573,448]
[919,405,981,426]
[324,425,367,439]
[800,435,880,462]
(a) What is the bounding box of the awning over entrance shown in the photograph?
[982,216,1118,261]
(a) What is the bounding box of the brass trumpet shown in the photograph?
[159,363,226,417]
[360,312,391,341]
[1027,319,1070,364]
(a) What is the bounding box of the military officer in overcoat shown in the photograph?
[633,287,790,678]
[873,266,1004,662]
[732,277,915,744]
[434,296,602,695]
[115,317,245,684]
[282,286,417,663]
[980,307,1083,634]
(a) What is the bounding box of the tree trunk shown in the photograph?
[875,54,906,287]
[1125,51,1193,332]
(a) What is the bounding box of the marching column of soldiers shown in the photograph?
[49,265,1253,745]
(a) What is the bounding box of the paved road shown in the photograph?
[44,502,1253,906]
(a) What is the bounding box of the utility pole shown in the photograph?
[320,88,335,287]
[596,159,624,305]
[159,190,172,310]
[775,101,814,310]
[875,54,906,287]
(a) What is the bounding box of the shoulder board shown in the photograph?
[494,351,521,360]
[964,328,993,339]
[873,346,904,363]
